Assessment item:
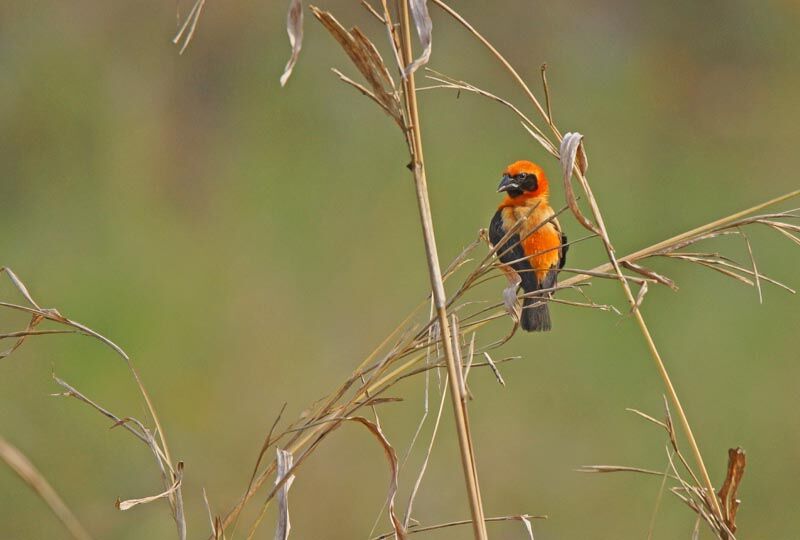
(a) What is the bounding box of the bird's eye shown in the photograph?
[517,173,527,180]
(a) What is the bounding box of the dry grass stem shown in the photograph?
[0,436,93,540]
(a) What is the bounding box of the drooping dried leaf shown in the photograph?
[116,462,183,511]
[273,448,296,540]
[631,281,649,312]
[500,264,522,324]
[280,0,304,87]
[403,0,432,77]
[347,416,406,539]
[717,447,746,538]
[560,133,599,235]
[518,514,535,540]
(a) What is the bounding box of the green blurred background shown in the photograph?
[1,1,799,538]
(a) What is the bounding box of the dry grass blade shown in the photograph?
[482,352,505,386]
[560,133,598,235]
[273,449,296,540]
[403,0,432,76]
[647,458,672,540]
[116,462,183,511]
[631,281,649,312]
[173,0,207,54]
[202,488,225,540]
[518,514,535,539]
[0,436,93,540]
[280,0,304,87]
[0,329,75,339]
[347,416,407,539]
[310,6,403,126]
[717,448,746,539]
[664,252,795,293]
[577,465,678,478]
[246,403,287,499]
[372,514,546,540]
[625,407,668,430]
[403,373,449,528]
[429,0,556,138]
[1,266,42,309]
[0,313,44,359]
[462,332,476,390]
[620,260,678,290]
[739,229,762,303]
[421,70,557,156]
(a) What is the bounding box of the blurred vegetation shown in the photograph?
[1,1,799,538]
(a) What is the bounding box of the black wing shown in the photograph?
[559,231,568,269]
[489,209,539,292]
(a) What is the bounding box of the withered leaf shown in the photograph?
[280,0,304,87]
[404,0,432,77]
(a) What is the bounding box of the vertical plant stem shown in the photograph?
[397,1,488,538]
[430,0,729,521]
[574,169,724,519]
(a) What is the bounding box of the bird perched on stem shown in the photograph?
[489,160,568,331]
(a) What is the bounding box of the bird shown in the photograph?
[489,160,568,331]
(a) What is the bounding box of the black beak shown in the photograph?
[497,174,518,193]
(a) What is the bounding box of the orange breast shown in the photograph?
[501,202,561,282]
[522,226,561,282]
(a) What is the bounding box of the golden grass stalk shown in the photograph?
[396,1,488,537]
[0,435,93,540]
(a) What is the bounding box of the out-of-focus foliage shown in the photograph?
[1,1,798,538]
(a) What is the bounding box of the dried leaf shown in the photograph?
[310,7,402,125]
[116,462,183,511]
[274,449,296,540]
[740,229,762,304]
[517,514,535,540]
[621,260,678,290]
[482,352,506,386]
[403,0,432,77]
[0,313,44,359]
[578,465,672,476]
[1,267,41,309]
[560,133,599,235]
[631,280,649,312]
[625,407,668,430]
[347,417,406,539]
[717,447,746,538]
[498,264,522,323]
[173,0,207,54]
[280,0,304,87]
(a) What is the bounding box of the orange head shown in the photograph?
[497,160,549,201]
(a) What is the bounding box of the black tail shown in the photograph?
[521,296,551,332]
